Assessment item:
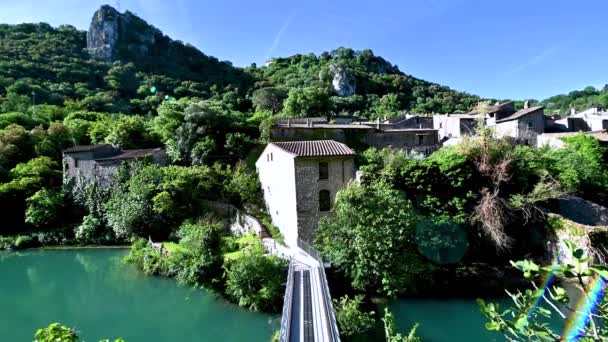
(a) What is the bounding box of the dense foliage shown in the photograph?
[248,47,482,117]
[479,240,608,341]
[318,131,607,297]
[124,228,286,313]
[542,85,608,115]
[33,323,124,342]
[315,180,435,296]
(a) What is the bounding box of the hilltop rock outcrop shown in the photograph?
[329,64,356,97]
[87,5,161,62]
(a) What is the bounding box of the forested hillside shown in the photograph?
[247,48,482,117]
[542,85,608,114]
[0,7,492,237]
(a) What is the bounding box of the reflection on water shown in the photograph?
[0,249,278,342]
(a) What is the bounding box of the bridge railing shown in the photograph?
[279,259,295,342]
[296,239,341,342]
[297,238,322,263]
[318,267,341,342]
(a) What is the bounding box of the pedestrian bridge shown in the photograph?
[276,240,341,342]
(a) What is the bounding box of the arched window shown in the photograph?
[319,190,331,212]
[319,162,329,180]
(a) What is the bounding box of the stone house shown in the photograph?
[256,140,355,246]
[433,114,480,143]
[487,105,545,146]
[63,144,167,186]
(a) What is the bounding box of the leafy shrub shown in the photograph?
[123,239,169,276]
[333,295,376,338]
[14,235,34,249]
[0,236,15,249]
[383,308,420,342]
[34,323,78,342]
[224,250,286,312]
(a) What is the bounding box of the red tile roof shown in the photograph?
[271,140,354,157]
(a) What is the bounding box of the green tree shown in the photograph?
[103,115,157,149]
[25,189,64,228]
[250,87,287,113]
[315,181,433,296]
[375,93,401,118]
[224,249,286,312]
[282,87,331,118]
[104,62,139,97]
[173,222,224,287]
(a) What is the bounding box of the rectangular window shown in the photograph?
[417,135,424,145]
[319,190,331,212]
[270,153,273,161]
[74,159,79,168]
[319,162,329,180]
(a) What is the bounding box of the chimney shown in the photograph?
[524,100,529,109]
[376,117,380,130]
[570,107,576,116]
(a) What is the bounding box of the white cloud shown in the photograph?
[505,46,560,75]
[264,12,295,61]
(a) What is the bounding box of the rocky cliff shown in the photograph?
[328,64,356,97]
[87,5,162,62]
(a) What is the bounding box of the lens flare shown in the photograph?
[522,256,559,327]
[562,275,606,341]
[150,86,157,94]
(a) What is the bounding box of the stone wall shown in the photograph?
[294,157,354,243]
[366,130,439,154]
[515,111,545,146]
[203,200,266,237]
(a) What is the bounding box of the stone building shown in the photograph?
[270,120,439,156]
[433,113,480,144]
[63,144,167,186]
[570,107,608,131]
[487,105,545,146]
[256,140,355,246]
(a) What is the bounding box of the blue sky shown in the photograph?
[0,0,607,100]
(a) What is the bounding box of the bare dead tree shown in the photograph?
[474,188,512,251]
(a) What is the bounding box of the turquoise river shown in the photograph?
[1,249,563,341]
[0,249,278,341]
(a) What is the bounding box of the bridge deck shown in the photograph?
[279,243,340,342]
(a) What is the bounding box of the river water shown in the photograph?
[0,249,278,341]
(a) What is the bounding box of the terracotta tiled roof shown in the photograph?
[496,106,544,123]
[63,144,113,153]
[271,140,354,157]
